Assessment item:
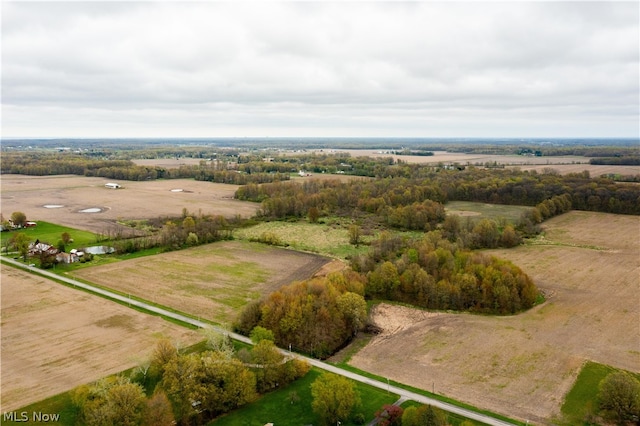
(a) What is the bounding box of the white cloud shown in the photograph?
[2,1,638,138]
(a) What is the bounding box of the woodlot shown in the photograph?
[0,266,202,412]
[348,211,640,423]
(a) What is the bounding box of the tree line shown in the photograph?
[236,167,640,230]
[0,152,289,185]
[72,335,310,426]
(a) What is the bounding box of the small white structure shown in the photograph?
[105,182,121,189]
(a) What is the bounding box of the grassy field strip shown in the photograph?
[525,236,611,251]
[2,257,520,426]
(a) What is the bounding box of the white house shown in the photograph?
[105,182,121,189]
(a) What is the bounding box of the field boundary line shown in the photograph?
[1,257,521,426]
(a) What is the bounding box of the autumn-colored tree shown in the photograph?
[197,351,257,416]
[308,206,320,223]
[250,340,285,392]
[61,232,72,244]
[311,373,361,426]
[72,377,146,426]
[161,352,202,423]
[337,291,368,336]
[150,339,177,379]
[472,218,499,248]
[182,216,196,232]
[162,351,257,424]
[142,389,175,426]
[241,273,368,358]
[348,224,362,246]
[499,224,521,247]
[375,403,403,426]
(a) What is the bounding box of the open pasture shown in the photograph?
[71,240,332,324]
[0,265,202,412]
[0,174,259,234]
[445,201,531,223]
[349,211,640,423]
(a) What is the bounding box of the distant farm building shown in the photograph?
[105,182,121,189]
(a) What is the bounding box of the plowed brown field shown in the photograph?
[0,174,259,234]
[0,266,202,412]
[349,211,640,424]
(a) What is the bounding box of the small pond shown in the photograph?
[82,246,115,255]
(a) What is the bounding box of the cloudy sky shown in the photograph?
[2,1,638,138]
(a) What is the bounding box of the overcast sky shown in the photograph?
[2,1,638,139]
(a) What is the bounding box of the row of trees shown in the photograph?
[0,152,290,185]
[235,271,368,358]
[72,336,311,426]
[113,212,237,255]
[351,232,538,314]
[590,156,640,166]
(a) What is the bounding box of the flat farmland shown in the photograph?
[332,149,589,166]
[507,163,640,177]
[315,149,640,176]
[0,265,202,412]
[0,174,259,234]
[71,240,332,324]
[349,211,639,423]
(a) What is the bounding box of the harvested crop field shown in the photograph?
[0,174,259,234]
[309,149,640,176]
[0,265,202,412]
[71,240,332,324]
[349,211,639,423]
[507,163,640,177]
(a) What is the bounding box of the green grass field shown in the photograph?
[560,361,640,425]
[445,201,531,224]
[234,220,365,259]
[210,368,399,426]
[1,221,99,251]
[234,217,422,260]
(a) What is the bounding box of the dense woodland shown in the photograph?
[235,271,368,358]
[353,232,538,314]
[237,166,640,220]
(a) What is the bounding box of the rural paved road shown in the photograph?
[2,257,519,426]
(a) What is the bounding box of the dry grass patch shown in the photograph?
[349,211,639,424]
[0,265,202,412]
[71,240,331,324]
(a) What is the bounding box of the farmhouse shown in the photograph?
[104,182,121,189]
[28,242,58,257]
